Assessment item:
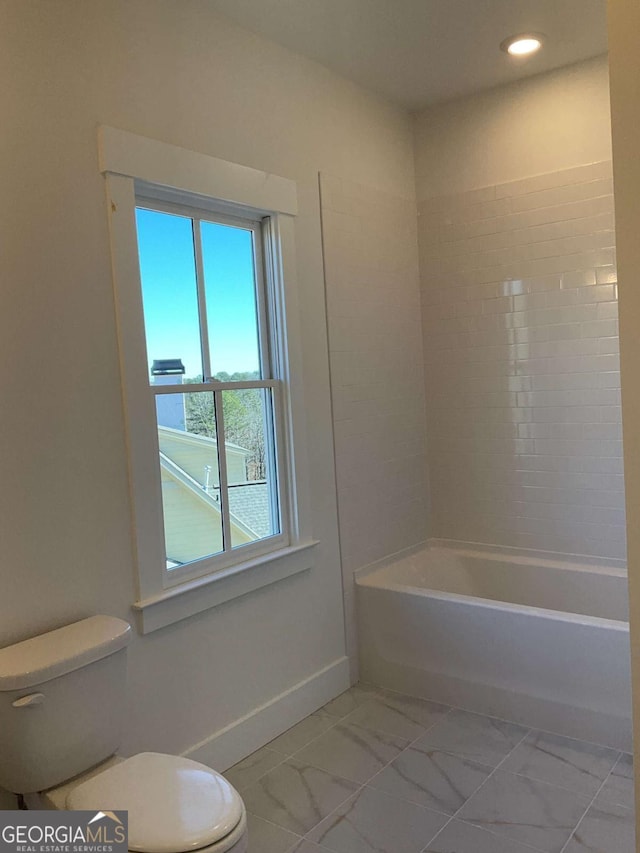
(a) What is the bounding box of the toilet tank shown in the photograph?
[0,616,132,793]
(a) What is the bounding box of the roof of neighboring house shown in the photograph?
[228,482,272,539]
[158,424,248,456]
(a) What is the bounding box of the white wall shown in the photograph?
[0,0,415,762]
[414,56,612,199]
[320,174,427,677]
[415,56,611,201]
[413,56,623,561]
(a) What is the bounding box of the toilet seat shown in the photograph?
[67,753,245,853]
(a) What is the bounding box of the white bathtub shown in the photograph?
[356,544,632,750]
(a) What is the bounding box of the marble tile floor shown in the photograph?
[224,684,635,853]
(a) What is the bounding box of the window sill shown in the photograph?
[132,540,319,634]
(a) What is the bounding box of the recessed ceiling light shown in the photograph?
[500,34,544,57]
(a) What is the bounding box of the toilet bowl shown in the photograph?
[0,618,248,853]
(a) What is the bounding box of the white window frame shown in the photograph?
[99,127,317,633]
[136,196,289,586]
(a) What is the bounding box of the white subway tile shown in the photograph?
[575,283,617,303]
[510,179,614,213]
[596,265,618,284]
[333,161,624,567]
[581,319,618,339]
[494,161,613,199]
[598,301,620,320]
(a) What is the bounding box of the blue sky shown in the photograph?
[135,207,261,379]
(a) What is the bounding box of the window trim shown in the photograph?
[99,127,317,633]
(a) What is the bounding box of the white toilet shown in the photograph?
[0,616,248,853]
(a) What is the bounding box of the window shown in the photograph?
[135,200,286,580]
[100,127,315,632]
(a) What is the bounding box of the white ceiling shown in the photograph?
[210,0,608,110]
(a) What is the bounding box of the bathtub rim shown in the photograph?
[354,539,629,630]
[354,538,627,583]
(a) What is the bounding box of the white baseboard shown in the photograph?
[182,656,350,771]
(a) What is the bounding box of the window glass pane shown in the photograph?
[200,220,262,380]
[222,388,280,547]
[136,208,203,383]
[156,390,223,568]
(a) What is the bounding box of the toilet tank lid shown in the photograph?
[0,616,132,691]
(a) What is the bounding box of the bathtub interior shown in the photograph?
[357,545,629,623]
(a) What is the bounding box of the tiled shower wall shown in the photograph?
[320,174,429,674]
[418,161,625,561]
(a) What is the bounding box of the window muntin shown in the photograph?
[135,199,286,581]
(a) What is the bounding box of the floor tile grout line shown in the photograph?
[282,718,343,761]
[496,755,624,800]
[238,692,368,839]
[359,680,629,754]
[243,746,384,835]
[269,685,392,759]
[300,780,368,849]
[340,683,631,760]
[245,811,304,849]
[260,697,360,764]
[226,747,291,792]
[607,749,635,802]
[247,695,557,851]
[296,708,458,848]
[353,686,630,801]
[264,698,379,748]
[418,724,538,853]
[239,756,288,792]
[333,694,455,744]
[364,682,633,772]
[600,756,637,812]
[362,707,458,794]
[241,691,444,840]
[347,706,459,794]
[287,697,455,770]
[419,821,545,853]
[557,758,624,853]
[286,716,398,762]
[237,685,632,851]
